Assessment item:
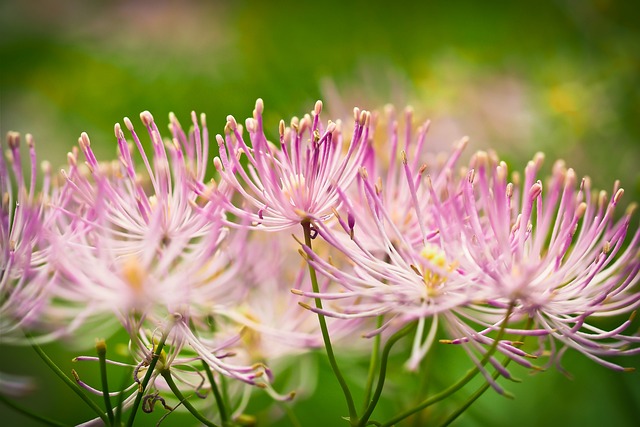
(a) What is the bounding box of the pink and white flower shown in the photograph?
[1,132,58,340]
[431,151,640,371]
[49,111,266,387]
[213,99,371,230]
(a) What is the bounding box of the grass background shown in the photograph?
[1,0,639,426]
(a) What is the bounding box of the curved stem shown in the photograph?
[201,360,230,426]
[359,322,416,427]
[380,303,516,427]
[27,336,109,424]
[438,317,534,427]
[96,340,115,426]
[362,315,384,411]
[161,369,220,427]
[126,323,172,427]
[0,393,67,427]
[302,220,358,424]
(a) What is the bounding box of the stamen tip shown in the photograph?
[140,111,154,126]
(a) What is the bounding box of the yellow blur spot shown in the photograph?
[122,256,146,294]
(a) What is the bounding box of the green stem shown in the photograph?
[438,361,508,427]
[126,324,172,427]
[219,374,231,418]
[161,370,220,427]
[358,322,416,427]
[114,366,133,426]
[438,317,534,427]
[96,340,115,426]
[0,393,67,427]
[380,303,516,427]
[27,336,108,424]
[362,315,384,411]
[302,220,358,425]
[279,401,303,427]
[202,360,230,426]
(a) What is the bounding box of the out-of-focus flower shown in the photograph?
[63,110,220,255]
[0,132,57,340]
[346,104,468,250]
[1,132,60,399]
[217,230,365,360]
[213,99,371,230]
[0,372,35,398]
[207,230,332,405]
[51,111,234,332]
[47,111,268,389]
[432,151,640,371]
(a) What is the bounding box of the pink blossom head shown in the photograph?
[432,150,640,371]
[213,99,371,230]
[1,132,57,339]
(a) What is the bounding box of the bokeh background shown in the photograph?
[1,0,639,426]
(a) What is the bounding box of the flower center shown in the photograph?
[419,244,453,296]
[122,256,146,295]
[280,173,307,205]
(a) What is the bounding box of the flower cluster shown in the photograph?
[2,99,639,426]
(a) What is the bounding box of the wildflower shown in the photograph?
[296,163,488,373]
[51,111,235,331]
[62,110,222,255]
[345,104,468,250]
[431,151,640,372]
[49,111,268,390]
[0,132,57,340]
[213,99,371,230]
[1,132,62,400]
[219,229,365,359]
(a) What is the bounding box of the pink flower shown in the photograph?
[213,99,371,230]
[345,104,468,251]
[63,110,221,254]
[432,151,640,371]
[296,164,489,373]
[217,229,365,361]
[290,105,487,373]
[1,132,57,340]
[49,111,266,387]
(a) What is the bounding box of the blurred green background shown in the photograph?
[1,0,639,426]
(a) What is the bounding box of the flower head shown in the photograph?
[295,155,482,372]
[213,99,371,230]
[1,132,58,339]
[47,111,268,390]
[432,151,640,371]
[345,104,469,250]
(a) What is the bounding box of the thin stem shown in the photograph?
[218,373,232,420]
[96,340,115,426]
[438,317,534,427]
[380,303,516,427]
[114,367,132,427]
[362,315,384,411]
[279,401,303,427]
[27,336,109,424]
[126,323,172,427]
[302,220,358,424]
[358,322,416,427]
[161,370,220,427]
[0,393,67,427]
[202,360,230,426]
